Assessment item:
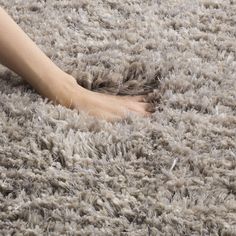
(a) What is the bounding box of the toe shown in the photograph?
[130,95,147,102]
[127,102,154,115]
[143,111,152,117]
[119,95,147,102]
[138,102,156,113]
[145,103,156,113]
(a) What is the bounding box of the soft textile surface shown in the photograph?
[0,0,236,235]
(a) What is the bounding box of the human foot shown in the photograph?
[76,88,155,122]
[51,75,155,122]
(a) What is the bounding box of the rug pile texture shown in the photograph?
[0,0,236,235]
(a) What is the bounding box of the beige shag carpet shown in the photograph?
[0,0,236,235]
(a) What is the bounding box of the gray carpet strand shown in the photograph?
[0,0,236,235]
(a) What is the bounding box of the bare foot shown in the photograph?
[51,75,155,122]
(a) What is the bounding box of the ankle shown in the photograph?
[45,72,79,108]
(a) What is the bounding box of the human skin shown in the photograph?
[0,7,155,122]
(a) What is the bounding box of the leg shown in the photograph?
[0,7,154,122]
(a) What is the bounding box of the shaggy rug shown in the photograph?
[0,0,235,235]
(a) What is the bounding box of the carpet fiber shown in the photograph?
[0,0,236,235]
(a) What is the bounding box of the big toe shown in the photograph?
[127,102,155,116]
